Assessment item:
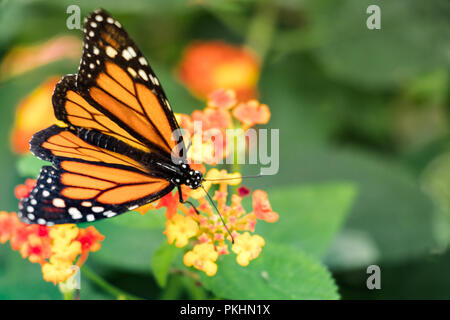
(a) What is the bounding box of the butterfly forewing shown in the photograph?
[77,9,184,158]
[18,9,187,225]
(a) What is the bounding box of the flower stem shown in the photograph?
[245,1,278,64]
[81,265,141,300]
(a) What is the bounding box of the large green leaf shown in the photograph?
[0,246,60,299]
[257,183,357,259]
[199,243,339,300]
[305,0,450,89]
[152,241,180,288]
[88,216,165,272]
[244,147,438,267]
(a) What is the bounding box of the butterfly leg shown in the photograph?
[178,185,200,214]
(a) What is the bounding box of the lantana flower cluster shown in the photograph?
[156,89,277,276]
[159,168,278,276]
[176,88,270,165]
[4,38,276,283]
[0,179,104,284]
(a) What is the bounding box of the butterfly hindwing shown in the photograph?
[19,125,174,225]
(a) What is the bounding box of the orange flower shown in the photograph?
[21,234,52,264]
[232,100,271,129]
[0,36,81,81]
[208,89,237,109]
[252,190,279,223]
[77,226,105,253]
[10,77,62,154]
[0,212,19,243]
[0,207,104,285]
[156,191,180,219]
[191,108,232,131]
[14,179,36,198]
[177,41,260,100]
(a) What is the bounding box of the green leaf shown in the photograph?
[0,246,60,299]
[256,183,357,259]
[247,147,438,267]
[17,154,49,178]
[108,208,166,230]
[152,241,180,288]
[89,217,165,272]
[305,0,450,89]
[199,244,339,300]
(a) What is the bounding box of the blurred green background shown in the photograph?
[0,0,449,299]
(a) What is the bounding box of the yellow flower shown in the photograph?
[49,225,82,261]
[183,243,219,276]
[192,168,242,199]
[42,256,74,285]
[49,225,79,244]
[164,214,199,248]
[232,232,265,267]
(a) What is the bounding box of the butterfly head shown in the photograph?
[188,170,203,189]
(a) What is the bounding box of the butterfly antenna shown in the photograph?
[202,173,262,182]
[201,185,234,244]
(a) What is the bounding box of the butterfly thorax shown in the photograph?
[173,161,202,189]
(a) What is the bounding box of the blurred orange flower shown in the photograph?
[232,100,271,130]
[0,36,81,81]
[0,180,105,285]
[10,77,63,154]
[252,190,279,223]
[177,41,260,100]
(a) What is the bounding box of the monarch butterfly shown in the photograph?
[18,8,205,226]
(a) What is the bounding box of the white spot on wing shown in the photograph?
[139,57,148,65]
[69,207,82,219]
[104,211,116,218]
[127,67,137,77]
[122,49,132,60]
[139,69,148,81]
[106,46,118,58]
[52,198,65,208]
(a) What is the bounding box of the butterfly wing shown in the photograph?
[53,74,151,153]
[18,9,187,225]
[74,8,184,159]
[19,125,174,225]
